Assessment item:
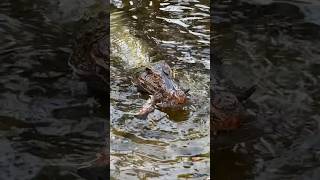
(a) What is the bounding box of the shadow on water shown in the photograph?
[213,0,320,179]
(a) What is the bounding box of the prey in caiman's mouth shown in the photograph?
[133,62,190,118]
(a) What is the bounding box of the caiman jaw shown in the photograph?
[134,63,190,117]
[173,90,188,105]
[135,95,156,118]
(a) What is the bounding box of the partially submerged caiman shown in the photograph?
[133,62,189,118]
[211,51,256,133]
[70,11,190,117]
[70,12,255,131]
[69,7,256,180]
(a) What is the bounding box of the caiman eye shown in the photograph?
[183,89,190,94]
[145,67,152,74]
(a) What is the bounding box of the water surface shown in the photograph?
[110,0,210,179]
[213,0,320,179]
[0,0,107,179]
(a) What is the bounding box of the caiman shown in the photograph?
[133,62,190,118]
[211,51,256,134]
[69,11,256,180]
[69,12,255,130]
[70,11,190,118]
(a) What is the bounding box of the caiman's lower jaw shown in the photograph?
[135,95,156,118]
[173,90,189,105]
[175,96,188,105]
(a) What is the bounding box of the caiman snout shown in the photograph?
[135,63,190,117]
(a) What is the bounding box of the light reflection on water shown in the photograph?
[110,0,210,179]
[2,0,319,179]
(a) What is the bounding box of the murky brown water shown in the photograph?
[110,0,210,179]
[1,0,320,179]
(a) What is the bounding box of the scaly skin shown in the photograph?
[134,62,189,117]
[69,12,256,131]
[211,51,256,133]
[211,90,244,133]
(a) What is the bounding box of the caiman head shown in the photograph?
[134,62,189,117]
